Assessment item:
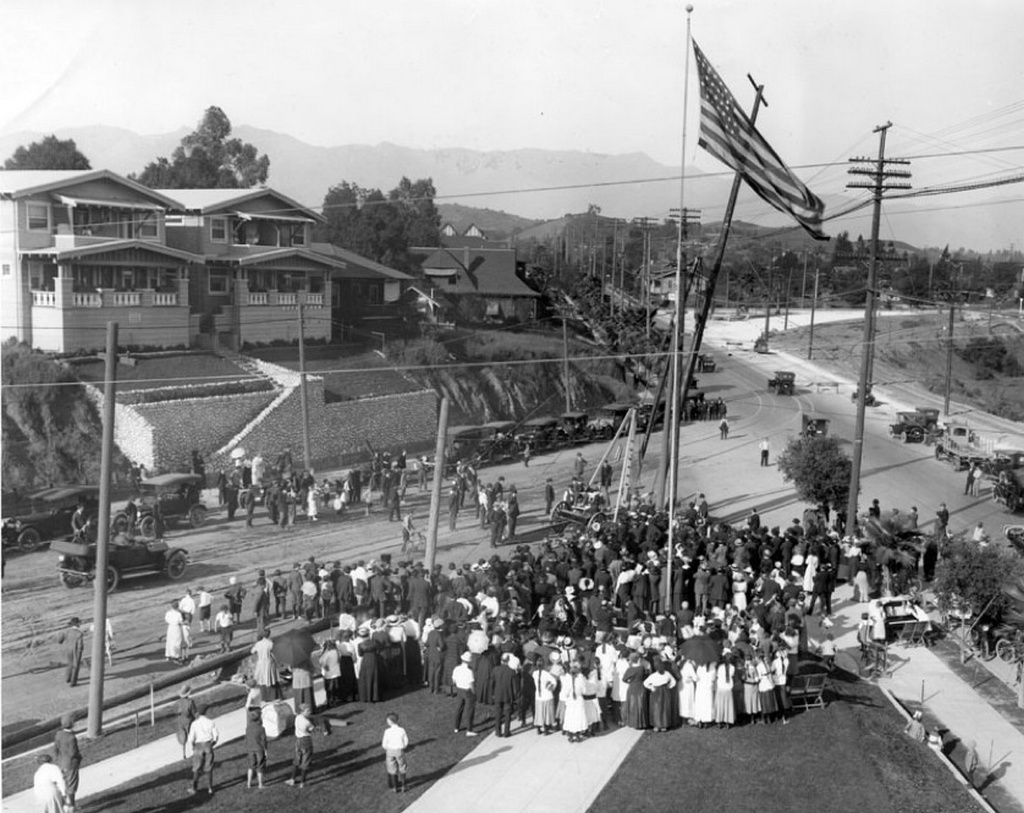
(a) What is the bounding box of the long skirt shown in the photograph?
[585,696,601,726]
[338,656,358,702]
[758,686,778,716]
[648,685,674,730]
[775,683,792,711]
[622,685,649,730]
[562,697,589,734]
[714,685,736,724]
[743,681,761,716]
[535,697,556,727]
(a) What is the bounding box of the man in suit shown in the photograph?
[490,652,519,737]
[58,617,85,687]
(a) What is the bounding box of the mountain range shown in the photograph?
[1,125,1019,253]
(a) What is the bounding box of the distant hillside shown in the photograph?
[1,125,1019,251]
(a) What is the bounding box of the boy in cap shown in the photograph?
[286,704,315,788]
[245,706,268,788]
[381,712,410,793]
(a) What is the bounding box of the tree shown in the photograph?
[133,106,269,189]
[4,135,91,170]
[775,435,852,513]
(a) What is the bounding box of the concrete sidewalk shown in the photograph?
[404,726,643,813]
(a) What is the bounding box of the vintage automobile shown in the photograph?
[518,417,562,453]
[550,487,611,534]
[993,470,1023,514]
[53,534,189,591]
[767,371,796,395]
[589,403,635,440]
[2,485,99,552]
[697,353,717,373]
[801,413,830,438]
[851,384,877,406]
[890,407,941,443]
[559,411,592,446]
[476,421,519,465]
[112,473,207,539]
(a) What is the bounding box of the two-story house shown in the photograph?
[161,188,346,349]
[0,169,200,352]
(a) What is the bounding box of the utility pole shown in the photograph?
[808,264,819,360]
[297,303,312,471]
[762,260,772,349]
[801,250,809,303]
[424,396,449,574]
[562,317,572,413]
[844,123,911,535]
[784,266,793,330]
[944,303,955,415]
[88,321,118,738]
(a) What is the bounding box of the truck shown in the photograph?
[933,422,998,470]
[889,407,941,443]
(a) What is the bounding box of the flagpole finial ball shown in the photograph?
[686,4,693,12]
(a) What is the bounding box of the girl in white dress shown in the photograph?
[678,657,697,724]
[694,662,717,727]
[560,663,590,742]
[714,657,736,726]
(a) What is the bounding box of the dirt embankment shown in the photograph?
[772,311,1024,421]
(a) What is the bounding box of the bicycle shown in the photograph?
[996,626,1024,664]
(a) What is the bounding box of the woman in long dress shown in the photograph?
[642,661,677,732]
[335,631,359,703]
[33,754,66,813]
[164,602,188,663]
[714,657,736,727]
[620,653,649,730]
[742,655,761,723]
[560,663,590,743]
[694,662,717,727]
[756,654,778,723]
[357,629,381,702]
[772,647,792,725]
[533,661,558,735]
[678,657,697,725]
[251,628,282,702]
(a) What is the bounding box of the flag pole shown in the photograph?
[663,3,694,612]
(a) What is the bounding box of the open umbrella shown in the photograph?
[230,447,247,461]
[272,628,318,668]
[679,634,721,666]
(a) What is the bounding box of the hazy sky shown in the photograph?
[1,0,1022,245]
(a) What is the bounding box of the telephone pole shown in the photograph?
[844,123,911,534]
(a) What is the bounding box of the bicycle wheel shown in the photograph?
[997,638,1014,663]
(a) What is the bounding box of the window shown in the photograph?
[291,225,306,246]
[209,273,229,294]
[210,217,227,243]
[136,212,158,238]
[2,264,10,277]
[27,202,49,231]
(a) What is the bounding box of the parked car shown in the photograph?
[53,535,189,591]
[697,353,717,373]
[801,413,830,437]
[112,473,206,539]
[890,408,941,443]
[518,417,561,452]
[2,486,99,553]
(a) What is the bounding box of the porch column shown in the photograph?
[178,265,190,308]
[55,262,74,308]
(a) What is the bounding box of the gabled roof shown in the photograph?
[158,187,324,223]
[18,239,203,263]
[206,245,346,269]
[418,246,540,298]
[0,169,183,209]
[311,242,412,281]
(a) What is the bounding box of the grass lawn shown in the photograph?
[590,672,978,813]
[71,354,252,391]
[43,688,481,813]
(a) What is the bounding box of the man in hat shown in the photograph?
[185,704,219,795]
[53,712,81,811]
[57,617,85,687]
[452,652,479,736]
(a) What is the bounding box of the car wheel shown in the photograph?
[60,572,86,589]
[139,516,157,540]
[906,427,924,443]
[106,566,120,592]
[165,550,188,580]
[111,512,129,535]
[188,505,207,528]
[16,527,42,552]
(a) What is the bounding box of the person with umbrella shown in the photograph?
[251,629,282,703]
[271,628,319,709]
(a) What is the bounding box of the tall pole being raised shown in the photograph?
[844,123,911,534]
[87,321,118,738]
[297,303,312,471]
[424,396,449,574]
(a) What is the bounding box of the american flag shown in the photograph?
[693,41,828,241]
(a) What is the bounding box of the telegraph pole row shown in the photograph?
[844,123,911,534]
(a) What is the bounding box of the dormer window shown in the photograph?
[27,202,50,231]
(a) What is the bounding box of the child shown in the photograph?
[381,712,409,794]
[819,632,837,671]
[286,704,315,788]
[197,586,214,633]
[245,706,268,789]
[215,604,233,653]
